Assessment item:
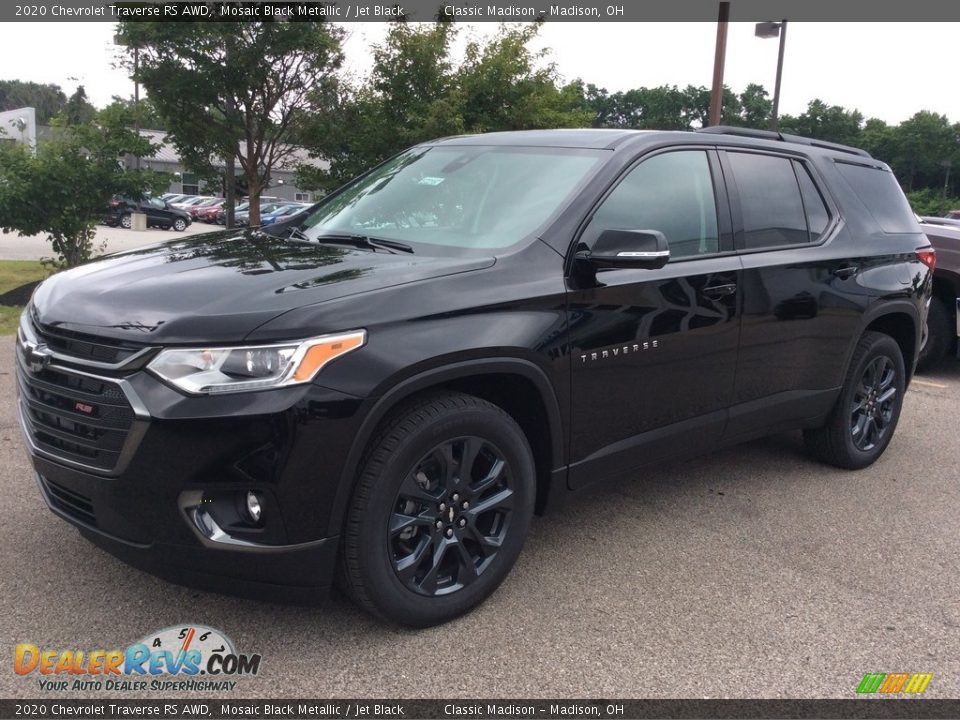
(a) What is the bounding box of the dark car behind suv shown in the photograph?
[917,218,960,367]
[18,128,932,627]
[104,196,192,231]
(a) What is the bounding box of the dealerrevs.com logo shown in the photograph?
[14,625,261,692]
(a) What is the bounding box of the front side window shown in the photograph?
[301,145,605,252]
[727,152,808,250]
[582,150,720,260]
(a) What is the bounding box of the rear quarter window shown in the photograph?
[835,162,917,234]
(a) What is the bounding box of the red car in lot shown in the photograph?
[191,198,226,223]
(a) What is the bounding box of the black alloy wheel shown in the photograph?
[391,436,514,596]
[804,331,905,470]
[849,355,897,452]
[339,392,534,627]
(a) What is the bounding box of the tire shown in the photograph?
[339,392,535,627]
[916,296,953,372]
[120,214,132,229]
[172,218,187,232]
[804,331,905,470]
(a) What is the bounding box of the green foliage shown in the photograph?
[0,79,67,124]
[61,86,97,126]
[584,83,769,131]
[299,21,591,191]
[102,94,168,131]
[0,108,168,268]
[779,99,864,146]
[117,21,345,225]
[906,188,960,217]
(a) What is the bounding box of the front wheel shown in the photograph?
[804,331,905,470]
[172,217,187,232]
[339,393,535,627]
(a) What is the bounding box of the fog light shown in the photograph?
[245,491,262,523]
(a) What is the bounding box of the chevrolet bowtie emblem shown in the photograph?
[23,341,52,373]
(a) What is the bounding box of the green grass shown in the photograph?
[0,260,49,335]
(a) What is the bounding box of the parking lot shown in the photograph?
[0,223,214,261]
[1,348,958,700]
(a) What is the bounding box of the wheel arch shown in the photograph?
[326,359,566,538]
[852,302,920,385]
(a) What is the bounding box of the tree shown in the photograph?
[62,85,96,126]
[778,99,863,146]
[457,23,591,133]
[299,21,590,191]
[102,94,167,131]
[0,80,67,124]
[888,111,958,192]
[0,107,167,268]
[116,21,345,225]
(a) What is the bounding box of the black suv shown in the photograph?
[17,128,932,627]
[104,196,192,231]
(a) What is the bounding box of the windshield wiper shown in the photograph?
[286,225,311,242]
[313,233,415,254]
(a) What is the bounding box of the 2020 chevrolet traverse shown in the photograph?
[17,128,933,626]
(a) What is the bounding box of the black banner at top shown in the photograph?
[5,0,960,22]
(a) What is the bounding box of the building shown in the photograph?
[134,129,325,202]
[0,106,324,202]
[0,106,37,153]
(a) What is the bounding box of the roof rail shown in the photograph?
[697,125,783,141]
[695,125,872,159]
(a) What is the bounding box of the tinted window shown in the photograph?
[835,162,917,234]
[794,162,830,241]
[728,152,807,249]
[584,150,719,259]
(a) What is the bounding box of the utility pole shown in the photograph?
[770,20,787,131]
[708,2,730,127]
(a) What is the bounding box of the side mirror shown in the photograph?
[578,229,670,270]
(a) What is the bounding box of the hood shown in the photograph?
[31,229,495,344]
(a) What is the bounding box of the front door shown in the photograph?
[567,148,741,488]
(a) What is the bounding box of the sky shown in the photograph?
[1,21,957,125]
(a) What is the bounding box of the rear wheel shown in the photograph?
[917,296,953,372]
[120,214,132,229]
[804,331,905,469]
[339,392,535,627]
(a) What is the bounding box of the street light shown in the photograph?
[755,20,787,132]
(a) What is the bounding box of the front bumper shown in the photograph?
[35,464,338,604]
[16,316,367,603]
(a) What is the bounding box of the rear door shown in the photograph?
[719,149,861,439]
[567,148,742,488]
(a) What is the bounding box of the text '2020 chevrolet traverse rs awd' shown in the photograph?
[17,128,933,626]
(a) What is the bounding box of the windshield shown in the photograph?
[299,145,604,252]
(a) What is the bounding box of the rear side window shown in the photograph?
[727,152,808,250]
[794,162,830,241]
[835,162,917,233]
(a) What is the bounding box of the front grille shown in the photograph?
[30,317,145,365]
[17,355,136,473]
[39,475,97,527]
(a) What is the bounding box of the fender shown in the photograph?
[325,357,566,537]
[841,298,921,385]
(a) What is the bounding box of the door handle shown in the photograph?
[832,265,859,279]
[702,283,737,299]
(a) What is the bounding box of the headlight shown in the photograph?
[147,330,366,395]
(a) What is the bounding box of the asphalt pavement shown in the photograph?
[0,223,214,261]
[1,344,958,700]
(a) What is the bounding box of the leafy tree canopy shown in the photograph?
[0,106,168,267]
